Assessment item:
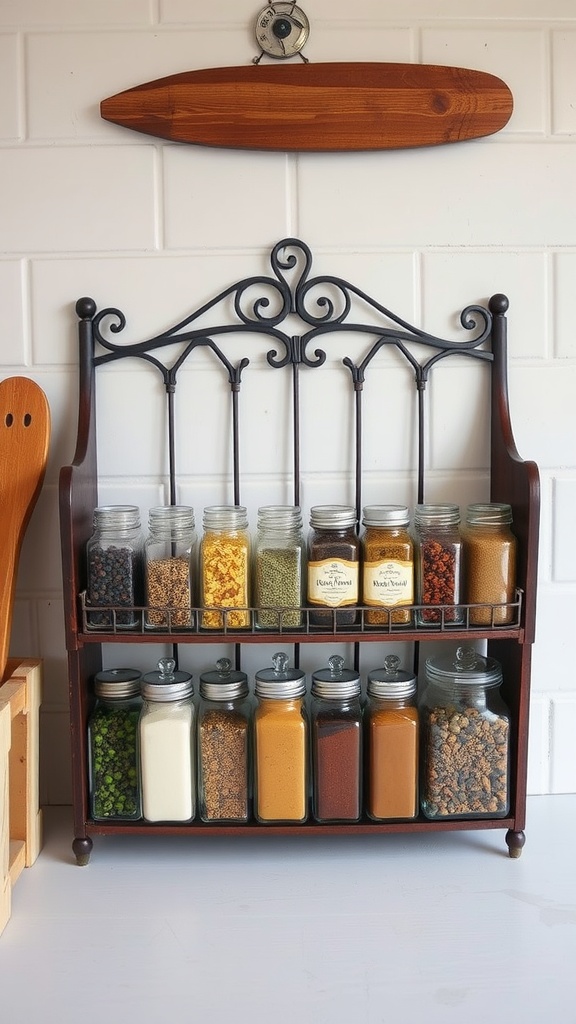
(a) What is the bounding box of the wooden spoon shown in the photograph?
[0,377,50,683]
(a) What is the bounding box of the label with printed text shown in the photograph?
[308,558,358,607]
[363,559,413,607]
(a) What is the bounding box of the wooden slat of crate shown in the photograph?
[0,658,43,936]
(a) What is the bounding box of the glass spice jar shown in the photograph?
[413,503,464,626]
[200,505,250,629]
[361,504,414,626]
[198,658,252,823]
[254,652,308,823]
[365,655,419,821]
[462,502,517,625]
[86,505,143,629]
[420,645,510,820]
[310,654,362,823]
[144,505,197,630]
[254,505,305,629]
[307,505,359,627]
[139,657,195,822]
[88,668,142,821]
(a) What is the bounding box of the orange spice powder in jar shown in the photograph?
[361,505,414,626]
[462,503,517,625]
[200,505,250,629]
[254,652,308,823]
[365,655,419,821]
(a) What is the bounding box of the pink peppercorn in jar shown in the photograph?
[413,503,464,626]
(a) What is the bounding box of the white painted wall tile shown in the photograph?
[430,363,490,472]
[301,27,413,65]
[298,144,576,249]
[15,483,62,591]
[421,28,546,134]
[163,148,290,249]
[550,696,576,792]
[553,252,576,358]
[35,598,69,706]
[0,1,152,29]
[552,476,576,582]
[292,0,576,18]
[0,33,20,139]
[552,31,576,134]
[422,251,548,360]
[40,710,71,805]
[0,261,27,365]
[530,587,574,691]
[0,147,157,254]
[526,696,551,795]
[507,365,576,469]
[26,30,252,141]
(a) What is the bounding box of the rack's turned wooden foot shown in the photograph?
[72,836,93,866]
[505,829,525,858]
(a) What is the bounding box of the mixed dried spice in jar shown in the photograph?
[361,504,414,625]
[197,658,252,823]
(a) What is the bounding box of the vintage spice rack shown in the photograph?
[59,238,539,863]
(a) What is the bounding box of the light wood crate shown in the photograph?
[0,658,43,936]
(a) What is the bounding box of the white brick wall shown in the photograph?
[2,0,575,803]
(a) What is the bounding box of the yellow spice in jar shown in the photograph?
[255,699,307,821]
[200,530,250,629]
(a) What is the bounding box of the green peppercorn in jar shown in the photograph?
[254,505,305,629]
[88,668,142,821]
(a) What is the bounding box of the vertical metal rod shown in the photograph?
[417,383,425,505]
[354,383,363,672]
[231,385,240,505]
[167,386,177,505]
[292,355,300,508]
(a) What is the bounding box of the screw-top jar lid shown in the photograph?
[93,505,141,530]
[148,505,195,534]
[367,654,417,699]
[414,503,460,527]
[200,657,249,700]
[309,504,357,530]
[466,502,513,526]
[202,505,248,530]
[362,504,409,528]
[254,651,306,698]
[425,645,502,688]
[94,667,142,699]
[311,654,361,699]
[140,657,194,701]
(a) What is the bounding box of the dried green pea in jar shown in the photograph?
[254,505,304,629]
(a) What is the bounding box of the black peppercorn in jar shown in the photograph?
[420,646,510,820]
[198,658,252,823]
[413,503,464,626]
[307,505,359,626]
[88,668,142,821]
[86,505,143,629]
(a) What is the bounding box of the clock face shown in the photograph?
[255,3,310,59]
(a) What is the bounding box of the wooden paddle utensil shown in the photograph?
[0,377,50,683]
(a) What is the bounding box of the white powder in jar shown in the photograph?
[140,701,195,822]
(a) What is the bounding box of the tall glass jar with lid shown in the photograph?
[254,652,308,823]
[86,505,143,629]
[413,503,464,626]
[420,645,510,820]
[254,505,305,629]
[365,655,418,821]
[144,505,197,630]
[198,657,252,823]
[139,658,195,822]
[200,505,250,629]
[310,654,362,823]
[88,668,142,821]
[307,505,359,626]
[361,504,414,626]
[462,502,517,625]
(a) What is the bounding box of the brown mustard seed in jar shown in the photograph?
[462,503,517,625]
[361,505,414,626]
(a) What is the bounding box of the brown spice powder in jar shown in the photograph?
[365,656,418,820]
[462,503,517,625]
[307,505,359,627]
[361,505,413,626]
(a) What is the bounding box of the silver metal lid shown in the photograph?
[140,657,194,701]
[199,657,249,700]
[425,645,502,688]
[94,668,142,699]
[367,654,417,699]
[311,654,361,699]
[254,651,306,699]
[309,504,357,530]
[362,504,409,528]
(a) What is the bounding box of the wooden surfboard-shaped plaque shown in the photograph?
[100,62,513,152]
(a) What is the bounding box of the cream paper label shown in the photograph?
[308,558,358,607]
[363,558,413,607]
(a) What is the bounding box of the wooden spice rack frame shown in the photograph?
[59,238,540,863]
